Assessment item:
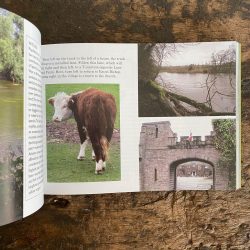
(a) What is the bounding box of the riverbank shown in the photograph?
[156,71,235,113]
[160,64,235,74]
[0,78,22,85]
[139,80,235,117]
[160,65,211,74]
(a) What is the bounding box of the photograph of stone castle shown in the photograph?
[139,118,237,191]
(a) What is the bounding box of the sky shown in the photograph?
[169,117,213,140]
[162,41,236,66]
[138,117,235,141]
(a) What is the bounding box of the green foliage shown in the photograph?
[212,119,236,188]
[0,11,23,83]
[0,39,13,74]
[213,119,236,161]
[10,156,23,195]
[0,14,12,39]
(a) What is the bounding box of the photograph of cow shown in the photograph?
[46,84,120,182]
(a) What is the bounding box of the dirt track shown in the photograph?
[46,121,120,145]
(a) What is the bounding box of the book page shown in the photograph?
[42,41,240,195]
[23,19,44,218]
[42,43,139,194]
[0,8,43,226]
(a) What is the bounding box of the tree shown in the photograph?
[188,64,194,71]
[139,43,235,116]
[139,43,237,117]
[138,43,158,83]
[0,13,12,39]
[212,119,236,188]
[138,43,179,83]
[0,11,23,83]
[200,46,236,110]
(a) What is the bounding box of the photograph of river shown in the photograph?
[156,73,235,113]
[0,8,24,226]
[138,42,237,117]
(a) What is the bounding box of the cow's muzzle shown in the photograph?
[53,117,61,122]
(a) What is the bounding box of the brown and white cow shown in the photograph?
[48,88,116,174]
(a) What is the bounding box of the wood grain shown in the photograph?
[0,0,250,249]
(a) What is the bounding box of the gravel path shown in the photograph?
[46,121,120,145]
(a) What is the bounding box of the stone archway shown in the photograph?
[139,121,230,191]
[169,158,215,190]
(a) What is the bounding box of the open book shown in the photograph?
[0,8,241,226]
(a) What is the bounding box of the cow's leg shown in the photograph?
[96,159,106,173]
[91,149,95,161]
[106,126,114,142]
[90,138,105,174]
[93,145,103,174]
[102,161,106,170]
[77,124,88,161]
[77,139,88,160]
[95,159,104,174]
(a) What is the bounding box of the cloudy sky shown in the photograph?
[162,41,236,66]
[138,117,235,141]
[169,117,213,139]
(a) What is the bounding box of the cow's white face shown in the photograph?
[48,92,73,122]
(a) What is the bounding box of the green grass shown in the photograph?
[46,83,120,128]
[47,143,120,182]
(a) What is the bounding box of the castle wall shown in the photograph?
[139,122,229,191]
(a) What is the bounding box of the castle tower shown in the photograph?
[139,121,228,191]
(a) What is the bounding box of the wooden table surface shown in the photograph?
[0,1,250,249]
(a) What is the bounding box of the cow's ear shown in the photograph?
[48,97,54,106]
[68,96,75,110]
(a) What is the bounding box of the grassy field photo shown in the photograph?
[46,83,120,183]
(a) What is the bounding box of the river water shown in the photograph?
[0,80,23,140]
[157,72,236,113]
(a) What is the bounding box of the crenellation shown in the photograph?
[139,121,230,191]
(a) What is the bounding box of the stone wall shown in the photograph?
[140,121,229,191]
